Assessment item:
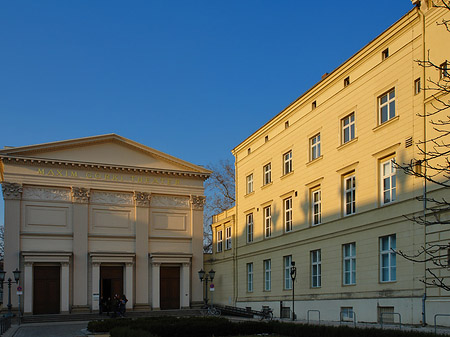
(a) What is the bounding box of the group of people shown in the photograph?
[99,294,128,318]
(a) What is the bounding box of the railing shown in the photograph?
[380,312,402,330]
[434,314,450,335]
[307,310,321,324]
[339,311,357,327]
[0,316,11,335]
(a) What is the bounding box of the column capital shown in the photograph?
[183,262,190,268]
[134,191,151,207]
[1,182,23,200]
[125,262,134,267]
[151,262,160,267]
[92,262,101,267]
[24,262,33,267]
[190,195,206,210]
[72,187,90,203]
[61,262,70,267]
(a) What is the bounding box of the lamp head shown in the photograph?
[208,269,216,281]
[13,268,21,283]
[0,270,5,283]
[198,269,205,281]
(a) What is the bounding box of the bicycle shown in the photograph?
[259,307,273,321]
[202,305,221,316]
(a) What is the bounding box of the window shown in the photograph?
[247,263,253,292]
[382,48,389,60]
[341,307,354,321]
[310,134,321,160]
[283,150,293,174]
[284,255,292,290]
[311,188,321,226]
[344,174,356,216]
[246,213,254,243]
[285,121,290,129]
[284,197,293,232]
[342,113,355,144]
[311,250,321,288]
[381,158,396,205]
[343,243,356,285]
[248,148,251,155]
[414,78,421,95]
[378,88,396,124]
[225,227,232,250]
[263,163,272,185]
[246,174,253,194]
[264,259,271,291]
[440,61,449,79]
[380,234,396,282]
[264,206,272,238]
[344,76,350,87]
[312,101,317,109]
[217,230,223,253]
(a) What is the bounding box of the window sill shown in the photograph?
[342,283,356,287]
[306,156,323,166]
[372,115,399,132]
[379,280,397,284]
[281,171,294,179]
[337,137,358,151]
[261,182,273,190]
[244,191,255,198]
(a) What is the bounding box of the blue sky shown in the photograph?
[0,1,414,223]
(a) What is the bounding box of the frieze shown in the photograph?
[190,195,206,210]
[23,186,71,202]
[91,191,134,205]
[134,191,151,207]
[71,187,90,203]
[150,195,190,208]
[1,182,23,200]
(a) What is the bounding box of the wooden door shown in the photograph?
[33,266,60,315]
[100,266,123,300]
[160,266,180,310]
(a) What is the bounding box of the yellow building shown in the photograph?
[209,1,450,325]
[0,134,210,314]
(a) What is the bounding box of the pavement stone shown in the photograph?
[3,321,92,337]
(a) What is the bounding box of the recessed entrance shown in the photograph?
[160,266,180,310]
[33,266,60,315]
[100,266,123,301]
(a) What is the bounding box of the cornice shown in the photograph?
[0,155,210,180]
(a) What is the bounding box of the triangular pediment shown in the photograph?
[0,134,210,174]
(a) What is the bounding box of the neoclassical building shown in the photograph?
[208,1,450,326]
[0,134,210,314]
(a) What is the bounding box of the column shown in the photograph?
[61,262,70,313]
[181,263,190,309]
[190,196,206,307]
[72,187,90,312]
[125,262,134,310]
[24,262,33,314]
[2,182,22,310]
[91,262,100,311]
[151,262,160,310]
[134,191,150,310]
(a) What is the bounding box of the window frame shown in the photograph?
[246,213,254,243]
[216,229,223,253]
[310,134,321,161]
[284,197,293,233]
[311,249,322,288]
[440,61,449,79]
[380,234,396,283]
[225,226,232,250]
[414,78,421,95]
[283,150,293,175]
[311,188,322,226]
[284,255,292,290]
[380,157,396,205]
[246,174,254,194]
[378,88,396,125]
[264,206,272,238]
[341,112,356,144]
[343,242,356,285]
[247,263,253,292]
[263,163,272,185]
[264,259,271,291]
[343,174,356,216]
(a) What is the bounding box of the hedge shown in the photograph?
[88,316,436,337]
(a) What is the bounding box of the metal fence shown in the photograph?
[0,316,11,335]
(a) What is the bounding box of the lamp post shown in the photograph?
[198,268,215,308]
[290,261,297,321]
[0,268,21,318]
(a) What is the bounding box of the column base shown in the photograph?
[134,304,151,311]
[181,306,190,309]
[152,307,161,311]
[71,305,91,313]
[190,301,204,308]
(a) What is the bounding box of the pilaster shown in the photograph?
[61,262,70,313]
[125,262,134,310]
[23,262,33,314]
[91,262,100,311]
[181,262,191,309]
[190,195,205,306]
[151,262,160,310]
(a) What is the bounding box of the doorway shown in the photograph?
[100,266,123,302]
[160,266,180,310]
[33,266,60,314]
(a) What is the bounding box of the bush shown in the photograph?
[110,326,158,337]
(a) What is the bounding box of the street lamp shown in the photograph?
[0,268,21,317]
[198,268,215,308]
[290,261,297,321]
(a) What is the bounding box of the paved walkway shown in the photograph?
[3,321,95,337]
